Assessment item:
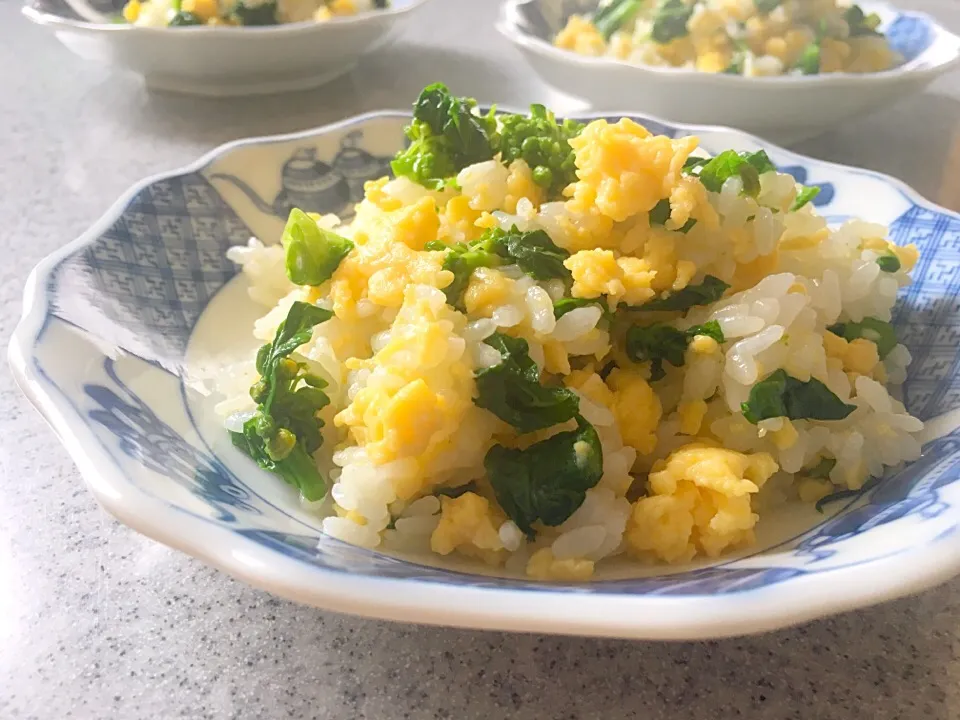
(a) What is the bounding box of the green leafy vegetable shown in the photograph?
[649,198,696,233]
[796,43,821,74]
[474,333,580,433]
[637,275,730,313]
[791,185,821,211]
[805,457,836,479]
[168,10,202,25]
[876,253,901,273]
[499,104,585,198]
[625,320,725,380]
[281,208,354,286]
[592,0,643,39]
[553,297,611,321]
[484,225,571,282]
[754,0,782,14]
[435,481,480,499]
[844,5,882,36]
[439,241,501,310]
[650,0,694,44]
[741,369,857,424]
[437,225,572,309]
[391,83,499,190]
[230,301,334,501]
[484,417,603,537]
[683,150,776,196]
[724,53,746,75]
[231,0,278,24]
[625,324,688,380]
[828,317,898,359]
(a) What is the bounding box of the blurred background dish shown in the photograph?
[498,0,960,143]
[21,0,433,96]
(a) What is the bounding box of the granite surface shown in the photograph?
[2,0,960,718]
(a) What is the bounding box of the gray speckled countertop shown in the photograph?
[3,0,960,717]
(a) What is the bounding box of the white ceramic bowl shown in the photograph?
[498,0,960,144]
[22,0,433,96]
[10,109,960,640]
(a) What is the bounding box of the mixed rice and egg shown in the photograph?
[218,83,922,580]
[122,0,386,27]
[554,0,899,77]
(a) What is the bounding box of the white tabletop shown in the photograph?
[3,0,960,717]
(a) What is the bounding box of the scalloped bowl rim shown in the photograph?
[498,0,960,86]
[21,0,431,34]
[10,109,960,640]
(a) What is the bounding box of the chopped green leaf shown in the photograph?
[689,319,724,343]
[437,225,571,309]
[625,320,725,380]
[485,225,571,282]
[424,240,449,251]
[474,333,580,433]
[485,417,603,537]
[231,0,278,24]
[723,53,746,75]
[435,481,480,499]
[741,369,857,424]
[876,253,901,273]
[638,275,730,313]
[649,198,697,233]
[796,43,821,74]
[391,83,500,190]
[791,185,821,211]
[625,324,688,380]
[683,150,776,196]
[168,10,202,25]
[650,0,694,44]
[439,241,501,310]
[592,0,643,39]
[845,5,882,36]
[499,104,585,199]
[281,208,354,286]
[553,297,611,321]
[754,0,782,14]
[827,317,898,359]
[230,301,334,501]
[805,457,836,479]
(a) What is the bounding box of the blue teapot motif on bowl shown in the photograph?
[210,132,393,220]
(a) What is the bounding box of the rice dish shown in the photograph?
[553,0,900,77]
[218,83,922,580]
[122,0,387,28]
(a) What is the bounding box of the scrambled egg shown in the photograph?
[431,492,507,566]
[568,119,699,222]
[626,445,778,563]
[333,285,474,487]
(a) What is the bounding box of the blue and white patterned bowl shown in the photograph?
[10,110,960,640]
[498,0,960,144]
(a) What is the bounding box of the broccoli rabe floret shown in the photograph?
[391,83,500,190]
[498,104,584,199]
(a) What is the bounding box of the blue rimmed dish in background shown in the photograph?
[10,109,960,640]
[498,0,960,144]
[22,0,435,96]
